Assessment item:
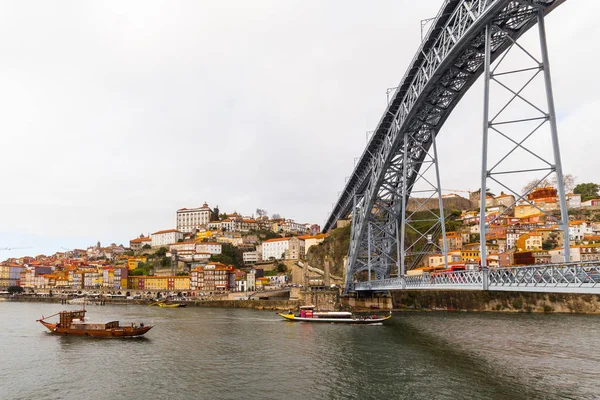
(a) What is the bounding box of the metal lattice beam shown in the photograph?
[323,0,567,294]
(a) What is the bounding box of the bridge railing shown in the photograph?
[488,262,600,290]
[354,270,484,291]
[353,262,600,293]
[405,270,483,288]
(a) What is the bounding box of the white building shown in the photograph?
[243,251,260,264]
[169,241,197,253]
[176,203,212,233]
[302,233,327,255]
[549,247,581,263]
[262,238,291,260]
[569,221,592,241]
[235,279,247,292]
[282,219,308,234]
[566,193,581,209]
[247,270,256,291]
[195,242,222,255]
[207,220,222,231]
[151,229,184,248]
[262,237,305,260]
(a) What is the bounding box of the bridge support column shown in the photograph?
[432,130,448,269]
[480,23,491,270]
[480,12,570,266]
[482,268,489,291]
[399,134,408,277]
[538,12,570,263]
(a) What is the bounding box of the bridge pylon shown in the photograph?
[479,9,571,270]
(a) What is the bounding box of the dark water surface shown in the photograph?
[1,302,599,399]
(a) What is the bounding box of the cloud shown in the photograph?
[0,0,594,257]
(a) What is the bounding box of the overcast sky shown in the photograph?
[0,0,596,258]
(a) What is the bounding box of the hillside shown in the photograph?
[305,225,351,279]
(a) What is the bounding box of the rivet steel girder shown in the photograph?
[324,0,564,234]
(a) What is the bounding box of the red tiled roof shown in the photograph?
[152,229,181,235]
[130,237,151,243]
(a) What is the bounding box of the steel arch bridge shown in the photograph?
[323,0,600,295]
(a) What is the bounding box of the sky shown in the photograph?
[0,0,597,258]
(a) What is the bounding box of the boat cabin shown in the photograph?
[298,306,352,319]
[58,310,122,330]
[59,310,86,327]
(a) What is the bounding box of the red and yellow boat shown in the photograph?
[279,305,392,324]
[37,309,152,337]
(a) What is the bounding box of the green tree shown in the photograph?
[209,243,242,268]
[142,244,151,250]
[209,254,234,265]
[155,247,168,257]
[211,205,220,221]
[276,263,287,273]
[574,182,599,202]
[7,285,24,294]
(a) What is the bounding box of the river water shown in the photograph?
[1,302,599,400]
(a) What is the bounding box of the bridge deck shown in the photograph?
[354,263,600,294]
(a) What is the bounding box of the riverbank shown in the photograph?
[1,296,299,311]
[343,290,600,314]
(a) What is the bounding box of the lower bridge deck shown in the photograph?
[354,262,600,294]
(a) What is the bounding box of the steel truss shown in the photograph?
[479,9,570,274]
[354,262,600,295]
[333,0,567,295]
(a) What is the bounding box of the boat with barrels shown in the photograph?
[37,308,152,337]
[278,305,391,324]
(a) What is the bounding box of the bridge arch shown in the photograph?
[322,0,571,292]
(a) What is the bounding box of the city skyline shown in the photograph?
[0,0,597,258]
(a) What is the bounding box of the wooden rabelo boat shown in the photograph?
[279,305,391,325]
[37,308,153,337]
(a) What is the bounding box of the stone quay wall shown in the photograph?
[390,290,600,314]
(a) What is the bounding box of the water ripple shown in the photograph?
[1,303,599,399]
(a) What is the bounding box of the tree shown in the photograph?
[272,213,282,220]
[7,285,24,294]
[522,178,551,194]
[552,174,576,192]
[155,247,168,257]
[256,208,268,218]
[209,243,242,268]
[573,182,599,202]
[211,206,220,221]
[523,174,576,193]
[276,263,287,273]
[473,188,495,198]
[142,244,151,250]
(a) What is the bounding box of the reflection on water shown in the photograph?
[1,302,599,400]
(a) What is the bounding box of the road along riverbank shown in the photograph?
[1,296,298,311]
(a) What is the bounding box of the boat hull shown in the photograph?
[157,303,186,308]
[278,313,391,324]
[39,321,153,337]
